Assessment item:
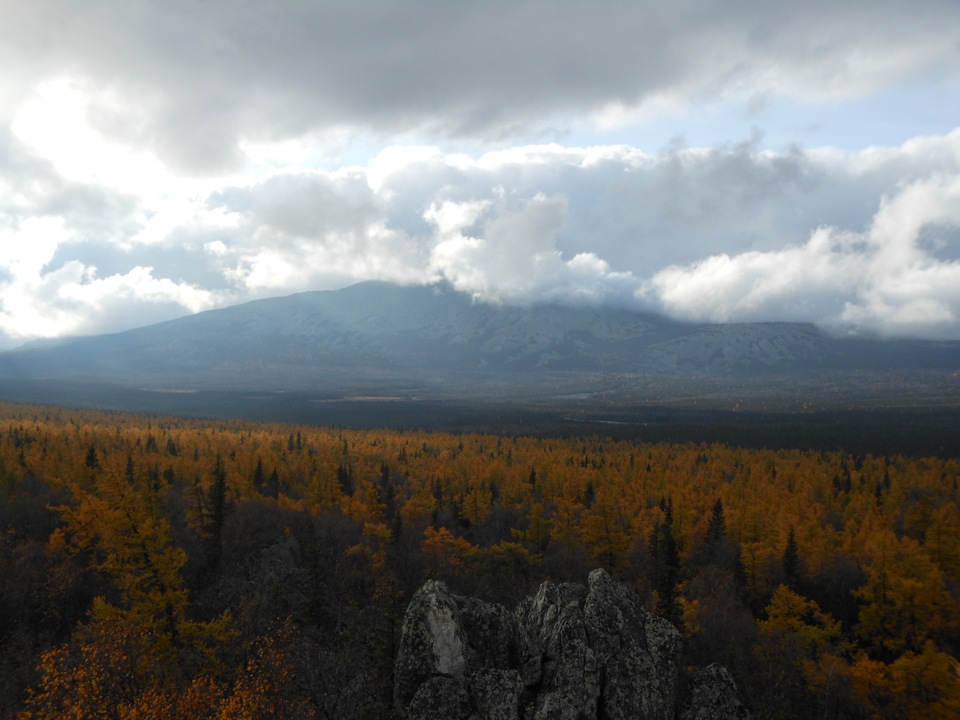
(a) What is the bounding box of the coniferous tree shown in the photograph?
[27,461,234,717]
[85,444,99,469]
[267,467,279,499]
[783,526,801,588]
[337,463,355,496]
[650,497,682,628]
[206,452,228,566]
[583,480,596,509]
[706,498,726,544]
[252,457,266,495]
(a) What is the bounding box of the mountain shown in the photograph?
[1,281,958,409]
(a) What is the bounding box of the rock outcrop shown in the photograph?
[394,568,750,720]
[680,663,751,720]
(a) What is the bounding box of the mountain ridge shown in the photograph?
[1,281,958,405]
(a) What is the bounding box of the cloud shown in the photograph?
[8,128,959,346]
[0,142,214,347]
[57,265,218,334]
[206,170,432,293]
[428,193,568,298]
[1,0,959,346]
[646,172,960,338]
[426,194,637,306]
[183,133,960,338]
[2,1,957,173]
[0,215,219,345]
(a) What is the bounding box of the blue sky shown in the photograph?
[1,0,960,348]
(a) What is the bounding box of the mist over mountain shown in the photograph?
[1,281,957,408]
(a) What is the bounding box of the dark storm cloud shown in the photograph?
[3,1,958,172]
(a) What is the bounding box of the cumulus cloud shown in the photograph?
[647,172,960,338]
[0,213,218,345]
[55,265,218,334]
[205,170,432,293]
[7,128,960,346]
[426,194,637,306]
[0,127,218,347]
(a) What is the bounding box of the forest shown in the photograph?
[0,401,957,719]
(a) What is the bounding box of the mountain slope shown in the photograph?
[0,281,958,401]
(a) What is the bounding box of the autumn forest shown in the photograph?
[0,401,957,719]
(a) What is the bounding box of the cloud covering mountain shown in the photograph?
[1,1,959,348]
[4,281,958,403]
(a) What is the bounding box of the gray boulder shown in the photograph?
[395,570,748,720]
[395,579,540,718]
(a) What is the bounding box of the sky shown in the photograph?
[1,0,960,349]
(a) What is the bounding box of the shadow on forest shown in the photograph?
[2,378,958,458]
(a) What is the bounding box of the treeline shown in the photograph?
[0,402,957,719]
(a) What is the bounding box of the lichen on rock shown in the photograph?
[680,663,751,720]
[394,579,470,711]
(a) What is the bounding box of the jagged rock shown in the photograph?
[583,568,682,720]
[395,570,747,720]
[518,580,599,719]
[394,580,470,711]
[458,595,541,684]
[681,664,751,720]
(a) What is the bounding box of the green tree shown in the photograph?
[706,498,726,544]
[206,453,229,567]
[252,457,265,495]
[84,444,99,470]
[650,498,682,628]
[783,525,802,588]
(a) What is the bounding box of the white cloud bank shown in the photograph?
[646,148,960,337]
[4,131,960,346]
[4,128,960,346]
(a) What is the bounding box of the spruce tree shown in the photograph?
[706,498,726,544]
[783,525,801,588]
[85,444,99,469]
[206,452,228,567]
[252,457,265,494]
[650,497,682,628]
